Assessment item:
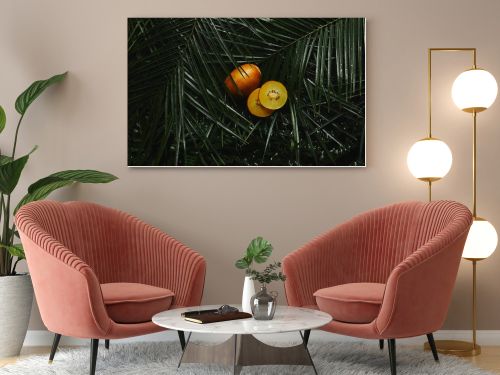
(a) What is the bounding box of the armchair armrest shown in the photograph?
[376,227,470,338]
[17,230,111,339]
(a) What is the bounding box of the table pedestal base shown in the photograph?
[178,332,317,374]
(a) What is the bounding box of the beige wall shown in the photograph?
[1,0,500,331]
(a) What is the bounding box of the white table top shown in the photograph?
[152,305,332,335]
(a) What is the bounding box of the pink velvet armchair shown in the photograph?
[283,200,472,375]
[16,200,206,375]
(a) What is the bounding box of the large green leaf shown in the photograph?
[15,72,67,115]
[15,169,118,213]
[245,237,273,264]
[16,180,74,211]
[28,170,117,193]
[0,147,37,194]
[0,105,5,134]
[235,258,250,269]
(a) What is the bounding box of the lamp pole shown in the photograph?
[469,108,479,352]
[423,47,484,357]
[424,48,476,203]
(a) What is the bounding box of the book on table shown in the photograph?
[182,309,252,324]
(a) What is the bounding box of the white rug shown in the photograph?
[0,341,494,374]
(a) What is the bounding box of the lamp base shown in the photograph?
[423,340,481,357]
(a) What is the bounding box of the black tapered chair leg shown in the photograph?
[90,339,99,375]
[48,333,62,363]
[379,339,384,350]
[426,333,439,362]
[303,329,311,347]
[177,330,186,350]
[105,339,110,350]
[388,339,396,375]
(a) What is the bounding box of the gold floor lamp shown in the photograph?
[407,48,498,356]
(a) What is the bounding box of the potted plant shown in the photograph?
[235,237,286,318]
[235,237,273,313]
[0,72,117,358]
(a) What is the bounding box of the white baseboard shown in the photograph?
[23,329,500,347]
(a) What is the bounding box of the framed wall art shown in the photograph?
[128,18,366,167]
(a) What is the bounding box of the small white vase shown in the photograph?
[241,276,255,313]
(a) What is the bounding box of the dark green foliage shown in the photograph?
[128,18,365,166]
[249,261,286,285]
[0,152,31,195]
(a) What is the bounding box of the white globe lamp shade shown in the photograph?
[462,218,498,259]
[407,138,453,181]
[452,69,498,113]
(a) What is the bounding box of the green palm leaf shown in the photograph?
[128,18,365,166]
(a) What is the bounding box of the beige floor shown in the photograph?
[1,345,500,373]
[465,346,500,374]
[0,346,53,367]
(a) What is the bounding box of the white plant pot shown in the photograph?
[0,274,33,358]
[241,276,255,313]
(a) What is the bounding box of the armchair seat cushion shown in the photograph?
[101,283,174,324]
[314,283,385,324]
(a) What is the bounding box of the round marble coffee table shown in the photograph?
[153,305,331,374]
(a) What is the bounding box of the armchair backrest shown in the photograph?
[16,200,133,283]
[283,200,472,308]
[342,201,422,283]
[346,200,469,284]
